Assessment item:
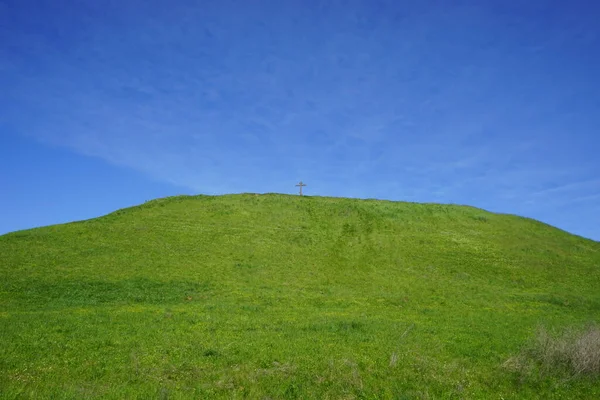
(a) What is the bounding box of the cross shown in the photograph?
[295,181,307,196]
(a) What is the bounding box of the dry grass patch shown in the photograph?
[506,324,600,379]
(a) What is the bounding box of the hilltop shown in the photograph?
[1,194,599,398]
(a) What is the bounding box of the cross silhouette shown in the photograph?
[295,181,307,196]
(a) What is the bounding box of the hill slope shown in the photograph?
[1,194,599,398]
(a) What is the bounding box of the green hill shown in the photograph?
[1,194,599,399]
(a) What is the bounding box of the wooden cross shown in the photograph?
[295,181,307,196]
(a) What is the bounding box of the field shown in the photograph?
[1,194,599,398]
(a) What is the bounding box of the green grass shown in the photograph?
[1,193,599,399]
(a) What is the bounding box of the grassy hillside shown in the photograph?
[1,194,599,399]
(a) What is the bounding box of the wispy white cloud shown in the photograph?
[531,180,600,197]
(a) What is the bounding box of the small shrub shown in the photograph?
[505,324,600,379]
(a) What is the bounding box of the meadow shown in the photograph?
[1,194,599,399]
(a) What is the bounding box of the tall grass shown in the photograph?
[507,324,600,378]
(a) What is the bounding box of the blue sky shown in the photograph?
[1,0,599,240]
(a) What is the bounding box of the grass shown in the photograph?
[506,324,600,380]
[0,193,599,399]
